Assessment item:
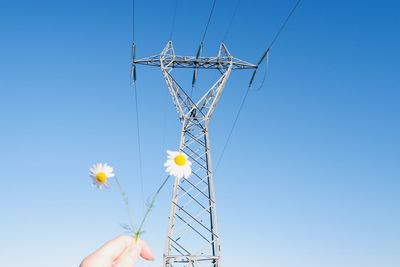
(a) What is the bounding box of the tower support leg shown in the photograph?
[164,116,221,267]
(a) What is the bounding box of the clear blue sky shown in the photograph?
[0,0,399,266]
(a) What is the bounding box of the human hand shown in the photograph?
[80,235,154,267]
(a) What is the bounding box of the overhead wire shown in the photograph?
[129,0,302,203]
[267,0,302,50]
[254,51,270,91]
[191,0,217,89]
[131,0,184,213]
[131,0,145,210]
[200,0,217,44]
[214,84,251,174]
[249,0,302,89]
[133,82,145,209]
[169,0,179,40]
[215,0,302,173]
[131,0,184,214]
[132,0,135,41]
[222,0,241,43]
[164,0,179,149]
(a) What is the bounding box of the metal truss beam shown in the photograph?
[134,41,256,267]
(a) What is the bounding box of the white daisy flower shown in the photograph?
[89,163,115,189]
[164,150,192,179]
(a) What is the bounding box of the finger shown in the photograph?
[139,240,155,261]
[112,240,142,267]
[89,236,133,265]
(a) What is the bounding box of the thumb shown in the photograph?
[112,240,142,267]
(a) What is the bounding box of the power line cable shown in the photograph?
[254,51,270,91]
[131,0,145,210]
[216,0,302,173]
[249,0,302,89]
[222,0,241,43]
[133,82,145,209]
[169,0,179,40]
[132,0,135,41]
[200,0,217,44]
[268,0,302,50]
[214,84,251,174]
[192,0,217,89]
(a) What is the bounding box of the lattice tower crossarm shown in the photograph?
[133,41,257,267]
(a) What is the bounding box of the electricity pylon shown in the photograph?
[133,41,257,267]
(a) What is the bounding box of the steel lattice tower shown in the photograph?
[134,41,256,267]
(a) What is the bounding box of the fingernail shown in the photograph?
[130,242,142,257]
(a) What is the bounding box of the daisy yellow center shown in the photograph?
[95,172,107,183]
[174,154,186,166]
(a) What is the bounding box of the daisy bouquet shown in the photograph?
[89,150,192,240]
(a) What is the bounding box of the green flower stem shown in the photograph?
[114,176,136,233]
[135,175,170,241]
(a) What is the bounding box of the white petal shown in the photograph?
[170,168,178,176]
[167,150,178,156]
[168,167,176,174]
[100,163,106,172]
[105,164,113,172]
[176,171,183,179]
[183,166,191,178]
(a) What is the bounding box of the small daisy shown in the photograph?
[164,150,192,179]
[89,163,115,189]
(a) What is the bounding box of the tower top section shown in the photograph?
[133,41,257,70]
